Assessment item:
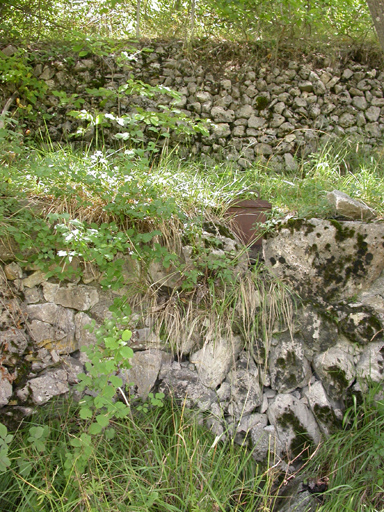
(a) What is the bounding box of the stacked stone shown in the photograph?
[2,42,384,168]
[1,196,384,464]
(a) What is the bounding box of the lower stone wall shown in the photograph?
[1,211,384,463]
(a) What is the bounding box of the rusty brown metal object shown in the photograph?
[226,199,272,248]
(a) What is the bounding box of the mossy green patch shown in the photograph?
[330,220,356,242]
[278,410,314,459]
[313,403,341,433]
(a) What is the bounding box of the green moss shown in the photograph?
[329,220,355,242]
[313,404,341,433]
[278,411,314,459]
[276,351,297,370]
[327,365,349,395]
[255,96,269,110]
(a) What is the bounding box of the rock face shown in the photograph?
[1,217,384,465]
[2,42,384,169]
[263,218,384,301]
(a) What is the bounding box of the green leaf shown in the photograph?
[105,427,116,440]
[89,422,103,435]
[96,414,110,428]
[121,329,132,341]
[0,424,7,440]
[79,407,93,419]
[120,346,134,359]
[70,438,82,448]
[109,375,123,388]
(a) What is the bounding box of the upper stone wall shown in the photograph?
[2,41,384,168]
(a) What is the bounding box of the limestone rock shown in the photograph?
[121,349,166,398]
[27,303,76,353]
[24,287,43,304]
[190,335,243,389]
[251,422,283,462]
[313,344,356,401]
[75,312,97,348]
[1,44,17,57]
[226,352,262,417]
[27,369,69,405]
[365,106,380,122]
[358,274,384,324]
[159,364,217,411]
[0,370,13,407]
[211,106,235,123]
[147,261,181,288]
[248,116,266,129]
[263,218,384,301]
[129,327,164,350]
[297,304,338,359]
[336,303,382,345]
[42,283,99,311]
[0,328,28,359]
[268,394,321,458]
[62,356,84,385]
[326,190,376,220]
[269,334,311,393]
[304,381,341,435]
[23,271,46,288]
[355,341,384,386]
[212,123,231,137]
[4,262,22,280]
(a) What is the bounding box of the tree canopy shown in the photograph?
[0,0,377,46]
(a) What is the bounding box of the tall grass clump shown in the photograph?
[305,384,384,512]
[0,398,282,512]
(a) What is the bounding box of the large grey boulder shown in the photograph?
[263,218,384,301]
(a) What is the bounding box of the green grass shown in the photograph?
[305,385,384,512]
[0,398,281,512]
[3,139,384,219]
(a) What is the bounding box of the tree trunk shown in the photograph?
[136,0,141,39]
[366,0,384,51]
[190,0,195,40]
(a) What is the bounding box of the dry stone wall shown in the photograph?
[1,211,384,464]
[2,42,384,168]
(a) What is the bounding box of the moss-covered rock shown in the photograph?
[263,218,384,302]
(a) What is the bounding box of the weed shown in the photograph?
[305,383,384,511]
